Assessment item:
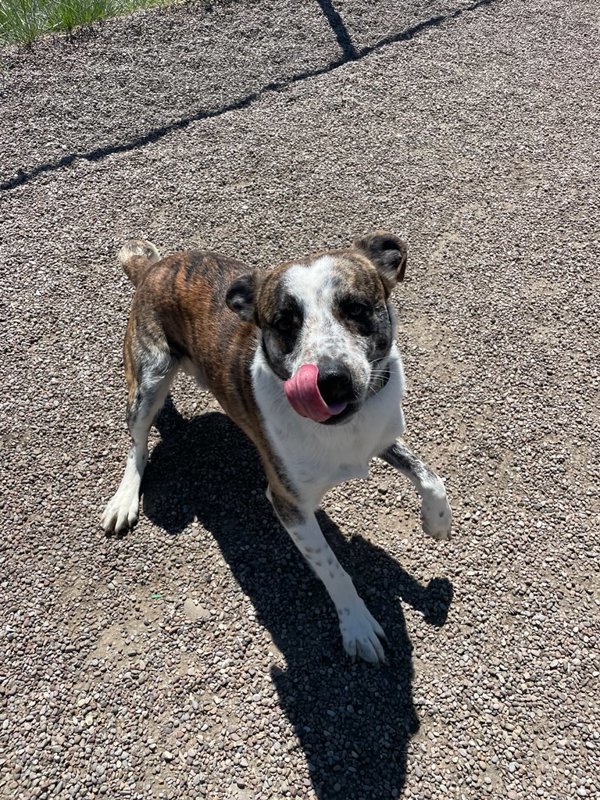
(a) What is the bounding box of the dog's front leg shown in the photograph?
[268,491,386,664]
[380,441,452,541]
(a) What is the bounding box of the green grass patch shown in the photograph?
[0,0,168,45]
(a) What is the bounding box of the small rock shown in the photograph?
[183,599,211,622]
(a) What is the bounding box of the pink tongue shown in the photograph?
[284,364,347,422]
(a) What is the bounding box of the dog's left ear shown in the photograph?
[353,231,407,295]
[226,274,256,323]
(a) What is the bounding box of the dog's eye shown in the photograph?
[344,300,371,321]
[272,313,297,334]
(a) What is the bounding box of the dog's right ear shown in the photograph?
[226,274,256,323]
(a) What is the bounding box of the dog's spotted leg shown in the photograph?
[102,347,178,534]
[268,491,386,664]
[380,441,452,540]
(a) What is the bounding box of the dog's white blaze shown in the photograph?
[283,256,370,389]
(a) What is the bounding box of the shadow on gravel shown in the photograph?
[144,398,453,800]
[1,0,496,193]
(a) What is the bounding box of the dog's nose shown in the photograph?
[317,365,355,406]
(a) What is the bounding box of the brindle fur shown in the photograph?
[122,245,297,507]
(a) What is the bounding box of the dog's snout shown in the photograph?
[317,365,354,406]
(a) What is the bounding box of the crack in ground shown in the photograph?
[0,0,497,193]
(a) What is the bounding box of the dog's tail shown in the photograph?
[118,239,162,286]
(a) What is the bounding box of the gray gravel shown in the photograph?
[1,0,599,798]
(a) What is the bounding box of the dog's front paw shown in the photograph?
[339,599,386,664]
[421,480,452,541]
[101,489,140,534]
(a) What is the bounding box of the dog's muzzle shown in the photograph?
[284,364,350,423]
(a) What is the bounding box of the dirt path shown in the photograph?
[1,1,598,798]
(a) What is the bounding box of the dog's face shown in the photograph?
[227,232,407,424]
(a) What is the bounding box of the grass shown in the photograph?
[0,0,168,45]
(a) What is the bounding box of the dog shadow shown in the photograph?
[142,397,453,800]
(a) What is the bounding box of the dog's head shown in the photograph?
[226,232,407,425]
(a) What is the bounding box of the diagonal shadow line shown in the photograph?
[0,0,497,193]
[315,0,360,61]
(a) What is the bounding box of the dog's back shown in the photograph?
[118,240,273,470]
[121,243,255,380]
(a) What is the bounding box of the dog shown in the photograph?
[102,232,452,663]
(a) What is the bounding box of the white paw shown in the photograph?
[101,488,140,534]
[421,481,452,541]
[339,599,386,664]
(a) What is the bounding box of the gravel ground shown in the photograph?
[1,1,599,799]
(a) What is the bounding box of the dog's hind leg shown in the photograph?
[102,331,178,534]
[380,441,452,540]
